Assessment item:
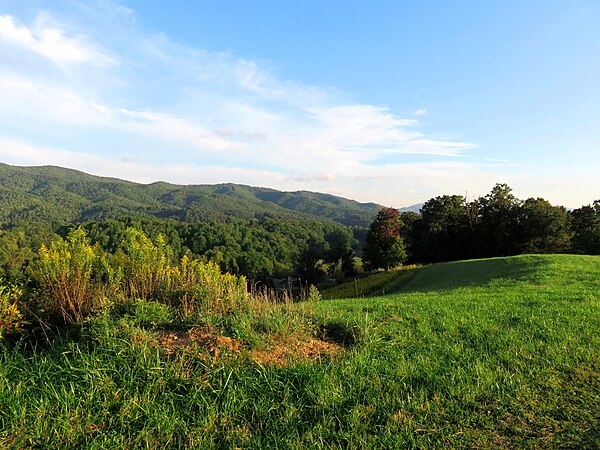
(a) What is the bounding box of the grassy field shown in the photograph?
[1,254,599,448]
[321,264,421,299]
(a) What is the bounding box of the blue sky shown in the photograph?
[0,0,598,207]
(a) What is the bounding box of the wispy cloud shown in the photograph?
[0,2,489,206]
[0,13,113,66]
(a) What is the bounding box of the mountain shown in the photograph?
[399,203,423,213]
[0,163,383,228]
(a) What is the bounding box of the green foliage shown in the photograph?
[125,299,176,329]
[307,284,322,303]
[476,183,521,256]
[28,227,249,324]
[294,238,328,285]
[324,228,357,280]
[118,228,172,301]
[0,229,36,282]
[0,281,24,340]
[0,255,597,448]
[76,216,358,283]
[405,184,597,264]
[31,228,108,323]
[571,200,600,254]
[363,207,407,270]
[413,194,473,262]
[165,256,248,319]
[514,197,572,253]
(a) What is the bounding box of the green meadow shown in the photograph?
[1,254,598,448]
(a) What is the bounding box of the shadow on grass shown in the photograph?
[554,423,600,449]
[318,321,361,347]
[398,256,538,293]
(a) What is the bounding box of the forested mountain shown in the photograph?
[0,163,381,228]
[4,163,595,286]
[0,163,382,283]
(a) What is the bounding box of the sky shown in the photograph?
[0,0,598,208]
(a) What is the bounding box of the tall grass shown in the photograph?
[1,254,598,448]
[30,228,109,323]
[28,227,249,324]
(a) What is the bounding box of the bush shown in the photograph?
[0,281,25,340]
[29,227,252,325]
[117,228,171,301]
[128,299,175,329]
[164,256,248,319]
[30,228,108,323]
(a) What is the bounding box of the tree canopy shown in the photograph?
[363,207,407,270]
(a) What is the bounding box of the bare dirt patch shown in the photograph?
[156,326,240,357]
[155,326,343,366]
[250,336,342,367]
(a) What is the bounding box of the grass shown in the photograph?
[321,264,421,299]
[1,254,599,448]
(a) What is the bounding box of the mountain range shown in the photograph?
[0,163,396,228]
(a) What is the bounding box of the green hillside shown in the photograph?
[1,254,598,448]
[0,163,381,227]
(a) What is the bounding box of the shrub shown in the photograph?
[31,228,107,323]
[165,256,248,319]
[29,227,251,324]
[128,299,175,329]
[117,228,171,301]
[0,281,24,340]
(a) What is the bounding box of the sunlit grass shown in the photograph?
[322,264,421,299]
[1,254,598,448]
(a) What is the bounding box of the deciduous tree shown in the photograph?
[363,208,406,270]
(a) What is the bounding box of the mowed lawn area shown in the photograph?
[1,255,598,448]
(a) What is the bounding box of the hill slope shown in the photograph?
[0,163,382,227]
[1,254,598,448]
[316,254,600,447]
[324,253,600,299]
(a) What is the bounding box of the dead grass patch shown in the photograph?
[155,326,343,366]
[156,326,240,357]
[250,336,342,367]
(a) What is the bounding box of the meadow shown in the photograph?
[1,254,598,448]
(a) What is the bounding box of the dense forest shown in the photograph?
[400,184,599,263]
[0,164,373,285]
[0,164,598,288]
[0,163,380,228]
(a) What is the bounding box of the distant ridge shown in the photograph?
[0,163,383,228]
[399,203,423,213]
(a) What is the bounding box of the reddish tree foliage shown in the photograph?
[363,208,406,270]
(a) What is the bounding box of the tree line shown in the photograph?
[0,215,359,286]
[1,183,598,288]
[363,184,600,270]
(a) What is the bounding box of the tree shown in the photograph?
[513,198,572,253]
[476,183,521,256]
[363,208,407,270]
[294,238,327,285]
[324,229,357,280]
[570,200,600,254]
[415,195,473,262]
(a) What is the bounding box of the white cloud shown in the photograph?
[0,74,113,125]
[0,14,114,66]
[5,3,555,208]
